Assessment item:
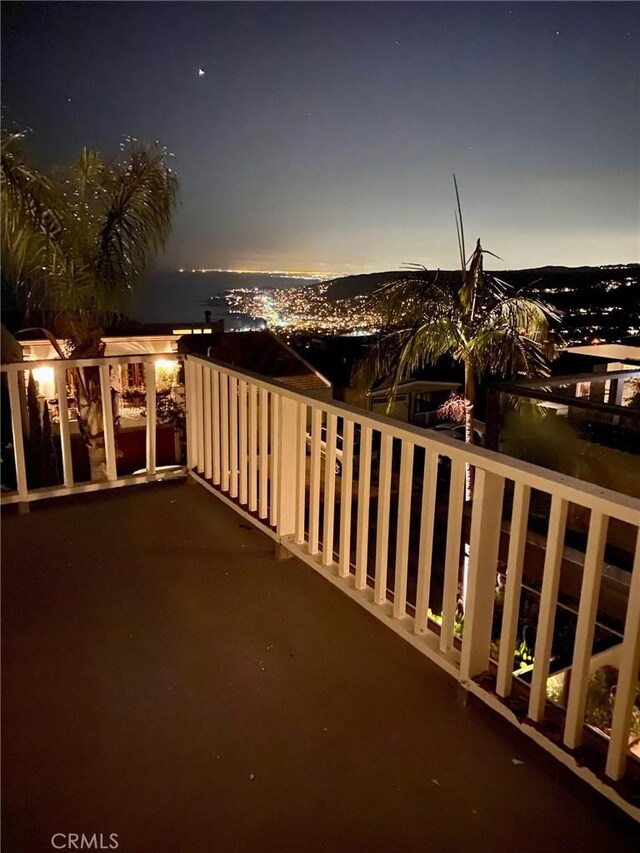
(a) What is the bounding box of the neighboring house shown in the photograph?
[486,344,640,559]
[16,323,332,401]
[15,321,224,396]
[367,378,460,427]
[14,324,332,483]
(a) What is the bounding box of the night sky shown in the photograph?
[2,1,639,273]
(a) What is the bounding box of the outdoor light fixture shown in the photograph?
[31,366,55,397]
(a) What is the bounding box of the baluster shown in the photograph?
[238,379,248,504]
[55,366,74,488]
[99,363,117,481]
[440,458,466,651]
[144,361,157,476]
[564,511,609,748]
[229,376,238,497]
[259,388,268,518]
[202,364,212,480]
[393,441,414,619]
[528,495,569,721]
[248,384,258,511]
[496,482,531,697]
[338,419,355,577]
[308,407,322,554]
[295,402,308,545]
[414,450,438,634]
[322,413,338,566]
[220,372,230,492]
[212,369,221,485]
[270,393,280,527]
[355,426,373,590]
[194,361,204,473]
[7,370,28,499]
[374,433,393,605]
[606,530,640,780]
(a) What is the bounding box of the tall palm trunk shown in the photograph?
[75,367,109,482]
[464,360,477,500]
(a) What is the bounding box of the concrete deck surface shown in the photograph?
[2,480,638,852]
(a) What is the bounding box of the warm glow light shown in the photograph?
[155,358,179,373]
[31,366,55,389]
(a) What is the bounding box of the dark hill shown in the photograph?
[326,264,640,301]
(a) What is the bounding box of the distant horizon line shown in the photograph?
[170,261,639,278]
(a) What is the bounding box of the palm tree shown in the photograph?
[1,128,179,479]
[363,177,560,498]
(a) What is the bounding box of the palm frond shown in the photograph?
[95,143,178,313]
[453,173,466,279]
[1,130,179,340]
[473,295,560,378]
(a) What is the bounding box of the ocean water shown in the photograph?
[132,270,323,327]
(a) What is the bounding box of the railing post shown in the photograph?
[144,361,157,476]
[185,358,196,471]
[98,363,117,482]
[194,361,205,474]
[277,396,298,538]
[7,369,28,501]
[459,469,505,681]
[202,364,212,481]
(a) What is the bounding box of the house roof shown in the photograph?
[178,331,331,392]
[565,344,640,364]
[370,379,460,395]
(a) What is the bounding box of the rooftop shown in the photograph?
[2,480,637,851]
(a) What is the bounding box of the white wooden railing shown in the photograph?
[185,353,640,802]
[1,354,185,503]
[2,351,639,811]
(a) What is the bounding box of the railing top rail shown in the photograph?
[493,368,640,390]
[1,353,184,372]
[489,383,640,421]
[187,353,640,526]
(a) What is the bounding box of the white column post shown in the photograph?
[459,469,505,681]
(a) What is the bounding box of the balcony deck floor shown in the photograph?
[2,480,638,852]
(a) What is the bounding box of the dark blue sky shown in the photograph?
[2,1,639,272]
